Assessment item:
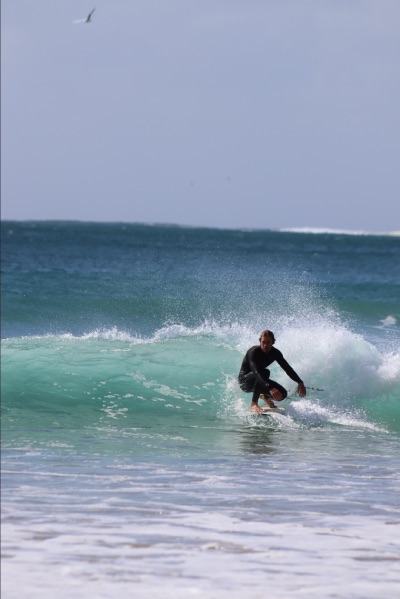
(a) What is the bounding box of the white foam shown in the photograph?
[288,399,386,432]
[2,499,399,599]
[280,227,399,236]
[379,315,397,327]
[275,324,400,399]
[280,227,369,235]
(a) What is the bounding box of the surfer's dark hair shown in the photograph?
[259,329,275,343]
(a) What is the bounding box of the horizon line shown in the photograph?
[1,218,399,237]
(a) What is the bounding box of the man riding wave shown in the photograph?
[238,329,306,412]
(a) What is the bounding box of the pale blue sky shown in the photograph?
[2,0,399,231]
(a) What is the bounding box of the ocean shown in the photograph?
[1,221,400,598]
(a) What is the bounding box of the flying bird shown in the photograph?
[73,8,96,24]
[85,8,95,22]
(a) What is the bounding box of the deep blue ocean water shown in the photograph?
[2,221,400,598]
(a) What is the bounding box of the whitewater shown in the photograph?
[1,222,400,598]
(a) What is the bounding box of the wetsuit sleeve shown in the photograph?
[275,349,303,384]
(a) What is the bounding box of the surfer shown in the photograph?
[238,329,306,412]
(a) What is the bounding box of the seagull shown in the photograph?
[73,8,95,24]
[85,8,95,22]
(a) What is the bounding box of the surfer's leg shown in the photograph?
[239,377,266,412]
[251,374,273,410]
[240,371,283,412]
[251,370,272,403]
[264,380,287,401]
[260,380,287,408]
[239,373,264,412]
[250,382,264,409]
[259,394,277,409]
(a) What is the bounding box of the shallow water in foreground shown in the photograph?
[2,222,400,597]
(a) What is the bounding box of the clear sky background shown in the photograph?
[2,0,399,232]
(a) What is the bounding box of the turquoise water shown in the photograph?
[1,222,400,598]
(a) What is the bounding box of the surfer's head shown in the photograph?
[259,329,275,343]
[259,329,275,352]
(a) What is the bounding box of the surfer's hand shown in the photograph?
[270,387,283,401]
[297,383,306,397]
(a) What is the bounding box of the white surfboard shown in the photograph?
[251,407,285,415]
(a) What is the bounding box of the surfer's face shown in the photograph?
[260,336,273,353]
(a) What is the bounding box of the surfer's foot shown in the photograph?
[250,403,265,413]
[260,394,277,409]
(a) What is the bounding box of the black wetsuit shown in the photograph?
[238,345,303,403]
